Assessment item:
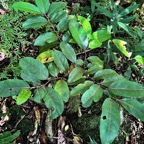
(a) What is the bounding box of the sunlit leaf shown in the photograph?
[113,39,132,58]
[134,55,144,66]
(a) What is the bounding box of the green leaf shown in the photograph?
[34,32,58,46]
[118,3,138,17]
[50,10,66,23]
[35,0,50,14]
[33,88,45,103]
[0,130,20,143]
[69,19,88,49]
[109,79,144,98]
[95,3,112,17]
[81,84,103,108]
[22,16,48,29]
[48,2,66,16]
[94,69,117,80]
[19,57,48,80]
[113,39,132,58]
[16,88,31,105]
[0,79,29,97]
[92,29,111,43]
[77,15,92,38]
[52,50,69,73]
[68,67,83,83]
[89,39,102,49]
[134,55,144,66]
[100,98,120,144]
[36,50,52,63]
[54,80,69,102]
[60,41,76,63]
[70,81,93,97]
[120,98,144,121]
[48,63,59,77]
[12,2,41,14]
[57,17,69,32]
[43,87,64,119]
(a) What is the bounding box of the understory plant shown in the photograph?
[0,0,144,143]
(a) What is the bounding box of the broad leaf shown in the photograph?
[68,67,83,83]
[35,0,50,14]
[36,50,52,63]
[77,15,92,38]
[52,50,69,73]
[33,88,45,103]
[12,2,41,14]
[100,98,120,144]
[57,17,69,32]
[19,57,48,80]
[43,87,64,119]
[113,39,132,58]
[50,10,66,23]
[16,88,31,105]
[94,69,117,80]
[81,84,103,108]
[60,41,76,63]
[70,81,93,97]
[48,63,59,77]
[89,39,102,49]
[134,55,144,66]
[22,16,48,29]
[34,32,58,46]
[120,98,144,121]
[48,2,66,16]
[0,79,29,97]
[69,19,88,49]
[54,80,69,102]
[109,79,144,98]
[92,29,111,43]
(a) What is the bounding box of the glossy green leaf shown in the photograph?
[0,79,29,97]
[69,19,88,49]
[68,67,83,83]
[54,80,69,102]
[36,50,52,63]
[118,3,138,17]
[89,39,102,49]
[19,57,49,80]
[113,39,132,58]
[16,88,31,105]
[52,50,69,73]
[81,84,103,108]
[48,63,59,77]
[35,0,50,14]
[70,81,93,97]
[12,2,41,14]
[60,41,76,63]
[101,75,125,87]
[120,98,144,121]
[43,87,64,119]
[34,32,58,46]
[109,80,144,98]
[50,10,66,23]
[48,2,66,16]
[92,29,111,43]
[33,88,45,103]
[100,98,120,144]
[134,55,144,66]
[94,69,117,80]
[77,15,92,38]
[22,16,48,29]
[57,17,69,32]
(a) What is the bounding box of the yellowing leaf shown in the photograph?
[113,39,132,58]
